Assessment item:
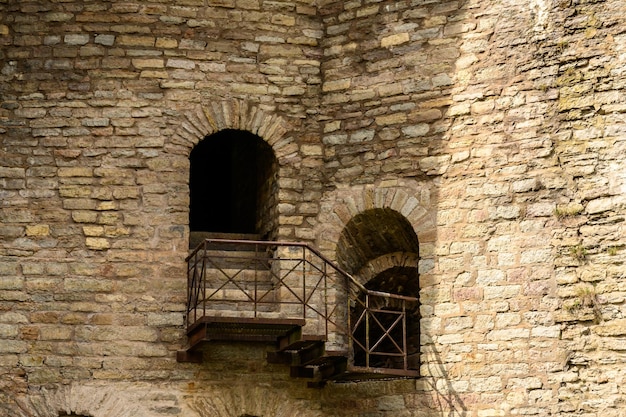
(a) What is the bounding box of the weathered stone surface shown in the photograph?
[1,0,625,416]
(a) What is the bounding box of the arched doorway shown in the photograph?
[189,129,278,247]
[336,208,421,371]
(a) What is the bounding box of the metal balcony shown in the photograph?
[177,237,419,386]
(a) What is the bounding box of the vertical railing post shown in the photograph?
[202,241,207,320]
[347,288,353,367]
[186,259,190,328]
[402,300,408,371]
[193,252,199,326]
[323,258,328,339]
[302,246,306,320]
[254,243,258,318]
[365,293,370,369]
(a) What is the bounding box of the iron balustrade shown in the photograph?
[185,239,419,375]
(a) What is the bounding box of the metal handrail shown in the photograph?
[185,239,419,374]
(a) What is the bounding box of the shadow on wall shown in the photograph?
[318,0,474,408]
[335,208,467,416]
[420,346,468,417]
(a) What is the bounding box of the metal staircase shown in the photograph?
[177,234,419,387]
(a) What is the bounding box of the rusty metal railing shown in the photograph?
[185,239,419,375]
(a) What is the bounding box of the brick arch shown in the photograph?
[4,384,168,417]
[356,252,421,288]
[3,383,322,417]
[316,179,436,266]
[170,99,301,241]
[186,385,323,417]
[170,99,295,162]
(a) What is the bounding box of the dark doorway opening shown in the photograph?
[352,265,420,370]
[189,129,277,239]
[337,208,421,373]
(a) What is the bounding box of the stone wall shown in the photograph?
[1,0,625,416]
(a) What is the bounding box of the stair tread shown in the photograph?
[199,249,271,257]
[186,316,306,347]
[190,315,305,328]
[189,232,264,250]
[279,336,326,351]
[300,355,346,367]
[192,232,263,240]
[195,268,273,278]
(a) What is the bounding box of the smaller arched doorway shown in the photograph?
[189,129,278,247]
[336,208,421,372]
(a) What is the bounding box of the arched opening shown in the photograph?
[189,129,278,247]
[336,207,420,278]
[337,208,420,372]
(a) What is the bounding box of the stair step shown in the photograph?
[190,266,273,282]
[201,258,271,271]
[290,355,348,380]
[185,316,305,348]
[268,337,326,366]
[199,245,271,255]
[189,247,273,270]
[202,249,271,258]
[189,231,263,250]
[194,263,272,277]
[280,337,326,352]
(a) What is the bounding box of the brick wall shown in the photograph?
[1,0,625,416]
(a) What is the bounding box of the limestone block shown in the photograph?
[132,58,164,69]
[43,12,73,22]
[419,155,451,174]
[381,32,410,48]
[475,315,495,332]
[64,278,114,293]
[300,144,322,156]
[434,302,461,317]
[146,313,183,327]
[25,224,50,237]
[19,355,45,367]
[116,35,155,47]
[531,326,561,338]
[487,328,530,341]
[0,340,28,354]
[594,319,626,336]
[438,333,464,344]
[39,326,73,341]
[520,249,552,264]
[444,316,473,333]
[495,313,521,328]
[402,124,429,137]
[470,376,502,392]
[64,34,89,45]
[349,129,374,143]
[0,324,18,338]
[448,102,471,116]
[484,285,521,300]
[322,78,350,92]
[376,113,407,126]
[94,34,115,46]
[587,196,624,214]
[85,237,110,250]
